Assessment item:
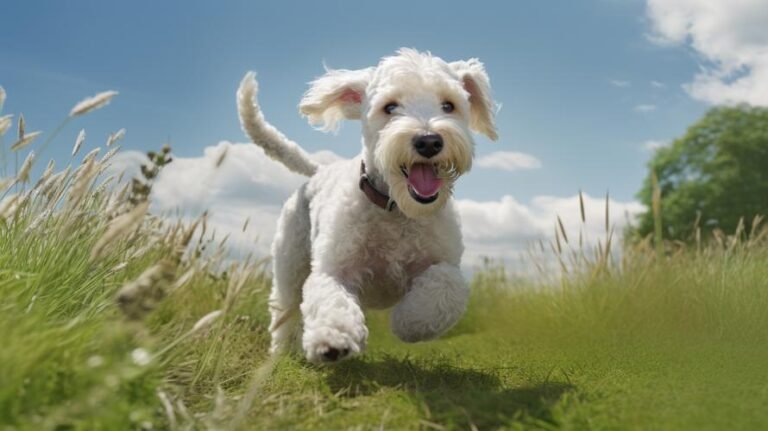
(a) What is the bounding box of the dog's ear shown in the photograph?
[299,67,374,132]
[450,59,498,141]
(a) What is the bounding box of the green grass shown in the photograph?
[2,100,768,429]
[2,196,768,430]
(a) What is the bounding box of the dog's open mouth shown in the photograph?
[401,163,443,204]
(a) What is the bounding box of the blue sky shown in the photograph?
[1,0,708,200]
[3,0,762,268]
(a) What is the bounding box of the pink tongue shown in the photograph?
[407,163,443,197]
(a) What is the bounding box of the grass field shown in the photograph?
[2,97,768,430]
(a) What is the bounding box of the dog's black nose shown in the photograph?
[413,134,443,158]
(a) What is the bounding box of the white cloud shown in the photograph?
[456,194,644,272]
[642,139,669,152]
[646,0,768,106]
[475,151,542,171]
[611,80,632,88]
[109,143,643,276]
[634,104,657,113]
[650,80,666,88]
[109,142,338,258]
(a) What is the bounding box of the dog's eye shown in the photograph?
[441,101,455,114]
[383,102,398,115]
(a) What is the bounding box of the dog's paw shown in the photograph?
[302,324,367,364]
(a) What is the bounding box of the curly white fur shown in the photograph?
[237,72,318,177]
[238,48,497,363]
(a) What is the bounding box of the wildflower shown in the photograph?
[131,348,151,366]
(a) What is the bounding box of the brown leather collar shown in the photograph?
[359,161,396,211]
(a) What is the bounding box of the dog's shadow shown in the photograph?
[326,356,574,429]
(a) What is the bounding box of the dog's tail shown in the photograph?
[237,72,318,177]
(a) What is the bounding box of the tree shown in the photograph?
[634,106,768,242]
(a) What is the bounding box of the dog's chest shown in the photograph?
[336,217,439,308]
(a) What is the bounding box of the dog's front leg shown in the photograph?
[300,272,368,363]
[391,262,470,342]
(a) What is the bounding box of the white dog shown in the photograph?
[237,48,497,363]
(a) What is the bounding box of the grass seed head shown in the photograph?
[16,151,35,183]
[0,193,20,220]
[191,310,223,333]
[10,131,42,152]
[0,177,12,192]
[72,129,86,156]
[68,156,98,207]
[116,260,175,320]
[107,128,126,147]
[69,90,119,117]
[0,114,13,136]
[32,160,56,191]
[90,201,150,261]
[0,86,5,110]
[17,113,25,140]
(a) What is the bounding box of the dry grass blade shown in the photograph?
[734,216,745,239]
[68,156,98,206]
[17,114,25,140]
[171,267,196,292]
[215,145,229,168]
[69,90,119,117]
[90,201,150,261]
[749,215,764,238]
[242,216,250,233]
[0,86,5,111]
[230,355,278,430]
[0,114,13,136]
[579,190,586,223]
[16,151,35,183]
[651,171,663,255]
[174,215,204,262]
[556,215,568,244]
[157,391,177,430]
[605,191,610,235]
[33,160,56,190]
[72,129,86,156]
[10,131,42,152]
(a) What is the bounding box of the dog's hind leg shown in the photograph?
[268,187,311,354]
[390,262,469,342]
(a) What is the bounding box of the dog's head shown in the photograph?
[299,48,497,218]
